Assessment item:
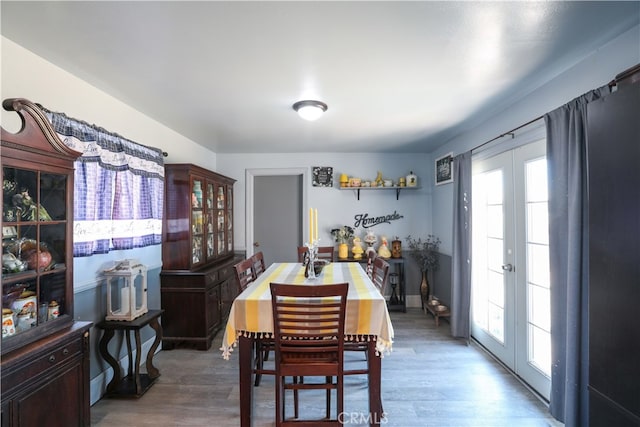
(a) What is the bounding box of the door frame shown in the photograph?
[245,167,309,258]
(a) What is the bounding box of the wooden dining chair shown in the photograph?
[251,251,267,277]
[371,256,391,296]
[270,282,348,426]
[343,256,389,378]
[234,258,256,293]
[296,246,335,263]
[234,257,273,386]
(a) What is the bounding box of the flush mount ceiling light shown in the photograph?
[292,100,328,121]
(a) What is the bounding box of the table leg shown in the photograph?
[146,315,162,379]
[98,329,120,393]
[239,334,255,427]
[134,329,142,396]
[399,262,406,313]
[125,330,134,377]
[367,340,383,426]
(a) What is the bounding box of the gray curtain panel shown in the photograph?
[544,85,610,426]
[450,151,472,341]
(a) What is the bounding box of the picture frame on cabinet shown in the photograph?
[312,166,333,187]
[435,152,454,185]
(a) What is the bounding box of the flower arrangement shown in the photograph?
[331,225,355,244]
[405,234,441,272]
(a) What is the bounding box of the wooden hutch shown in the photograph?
[160,164,238,350]
[1,99,92,426]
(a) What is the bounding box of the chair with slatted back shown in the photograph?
[343,256,389,378]
[251,251,267,277]
[234,257,273,386]
[234,258,256,293]
[297,246,335,263]
[371,256,391,296]
[270,282,348,426]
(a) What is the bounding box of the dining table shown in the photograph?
[221,261,394,426]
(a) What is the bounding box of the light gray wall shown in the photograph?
[431,24,640,255]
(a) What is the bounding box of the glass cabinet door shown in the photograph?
[227,185,233,252]
[2,167,69,341]
[205,182,215,259]
[216,185,226,255]
[191,177,204,265]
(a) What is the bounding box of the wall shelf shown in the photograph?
[339,186,421,200]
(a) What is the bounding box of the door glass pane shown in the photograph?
[529,323,551,377]
[472,169,505,344]
[525,158,550,378]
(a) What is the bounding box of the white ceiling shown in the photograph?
[2,1,638,154]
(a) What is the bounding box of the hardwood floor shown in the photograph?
[91,308,563,426]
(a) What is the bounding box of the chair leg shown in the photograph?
[254,341,262,387]
[275,375,283,427]
[326,376,332,419]
[337,374,344,420]
[293,376,299,419]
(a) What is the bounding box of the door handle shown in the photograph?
[501,264,514,272]
[253,241,260,247]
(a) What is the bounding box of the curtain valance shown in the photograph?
[41,108,164,257]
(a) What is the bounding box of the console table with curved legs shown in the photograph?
[96,309,164,398]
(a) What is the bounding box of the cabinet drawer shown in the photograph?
[2,339,82,394]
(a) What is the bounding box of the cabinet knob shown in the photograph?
[253,241,260,247]
[49,355,56,363]
[62,348,69,356]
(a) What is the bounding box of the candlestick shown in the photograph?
[314,208,318,243]
[309,208,313,243]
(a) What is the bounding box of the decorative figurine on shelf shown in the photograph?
[352,236,364,260]
[363,230,377,257]
[12,187,52,221]
[391,237,402,258]
[406,171,418,187]
[377,236,392,259]
[374,171,384,188]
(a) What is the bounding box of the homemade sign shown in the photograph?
[353,211,404,229]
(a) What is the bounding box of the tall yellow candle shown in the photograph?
[309,208,313,243]
[314,208,318,242]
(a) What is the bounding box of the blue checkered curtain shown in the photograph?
[43,109,164,257]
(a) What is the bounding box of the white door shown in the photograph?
[471,139,551,399]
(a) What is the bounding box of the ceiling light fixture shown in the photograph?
[292,100,328,121]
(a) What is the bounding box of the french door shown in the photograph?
[471,139,551,399]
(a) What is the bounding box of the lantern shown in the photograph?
[103,259,148,321]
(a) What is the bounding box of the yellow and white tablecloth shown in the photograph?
[221,262,394,359]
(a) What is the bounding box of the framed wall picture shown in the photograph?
[312,166,333,187]
[435,153,454,185]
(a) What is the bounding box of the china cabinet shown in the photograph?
[160,164,237,350]
[1,98,92,426]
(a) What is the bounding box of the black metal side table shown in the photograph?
[96,309,164,398]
